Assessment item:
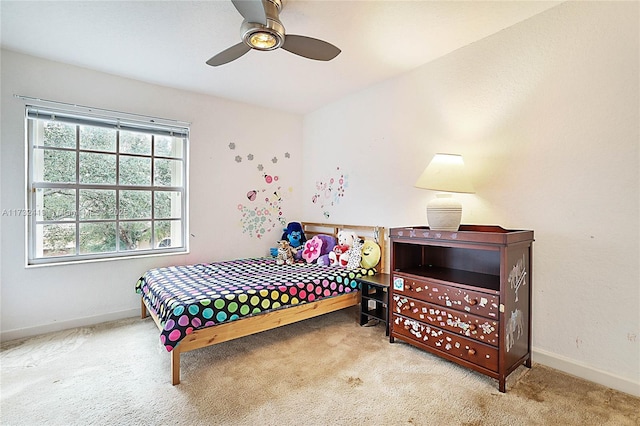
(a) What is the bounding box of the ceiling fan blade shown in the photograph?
[231,0,267,25]
[281,35,341,61]
[206,42,252,66]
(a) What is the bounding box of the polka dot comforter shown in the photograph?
[135,257,375,352]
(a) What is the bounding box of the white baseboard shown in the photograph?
[533,346,640,397]
[0,308,140,343]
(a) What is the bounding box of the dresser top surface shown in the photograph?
[389,225,533,245]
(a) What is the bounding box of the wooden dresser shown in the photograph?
[389,225,534,392]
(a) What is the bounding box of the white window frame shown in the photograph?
[24,100,189,266]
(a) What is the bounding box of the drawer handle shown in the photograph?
[468,348,476,356]
[468,299,478,306]
[468,324,477,331]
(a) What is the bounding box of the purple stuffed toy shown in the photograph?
[315,235,337,266]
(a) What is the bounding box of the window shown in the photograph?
[25,103,188,265]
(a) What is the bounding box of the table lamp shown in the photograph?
[414,153,475,231]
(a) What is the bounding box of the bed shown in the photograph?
[136,222,386,384]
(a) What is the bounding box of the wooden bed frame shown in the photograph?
[140,222,386,385]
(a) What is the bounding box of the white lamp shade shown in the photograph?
[415,153,475,194]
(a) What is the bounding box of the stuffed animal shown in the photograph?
[337,229,358,247]
[282,222,306,248]
[275,240,296,265]
[270,222,307,257]
[360,240,381,269]
[301,236,324,264]
[328,244,350,267]
[314,234,337,266]
[327,230,359,267]
[346,238,364,269]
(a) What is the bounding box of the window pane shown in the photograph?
[121,131,151,155]
[39,223,75,257]
[120,190,151,219]
[155,220,182,248]
[154,191,182,219]
[27,105,188,264]
[79,152,116,184]
[119,221,151,251]
[154,158,183,187]
[79,189,116,220]
[80,126,116,152]
[155,136,183,158]
[119,156,151,186]
[43,121,76,148]
[79,222,116,254]
[34,149,76,183]
[36,188,76,221]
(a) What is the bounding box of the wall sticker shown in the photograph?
[229,142,292,239]
[311,166,348,218]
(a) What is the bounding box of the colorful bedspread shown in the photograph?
[136,257,375,351]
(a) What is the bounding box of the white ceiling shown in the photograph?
[1,0,562,115]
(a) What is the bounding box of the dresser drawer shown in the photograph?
[392,275,499,319]
[392,294,499,346]
[392,314,498,372]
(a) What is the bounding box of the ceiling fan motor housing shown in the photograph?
[241,0,285,51]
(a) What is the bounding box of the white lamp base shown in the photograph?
[427,193,462,231]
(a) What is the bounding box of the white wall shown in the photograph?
[302,2,639,395]
[0,50,303,339]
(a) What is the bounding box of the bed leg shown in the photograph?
[140,298,148,319]
[171,349,181,385]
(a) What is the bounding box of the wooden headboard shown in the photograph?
[300,222,386,273]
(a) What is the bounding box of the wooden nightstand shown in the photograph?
[356,273,390,336]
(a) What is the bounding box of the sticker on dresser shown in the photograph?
[508,254,527,302]
[392,294,499,346]
[505,308,524,352]
[393,277,404,291]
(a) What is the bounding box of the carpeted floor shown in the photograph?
[1,307,638,426]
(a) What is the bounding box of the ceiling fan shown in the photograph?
[206,0,341,67]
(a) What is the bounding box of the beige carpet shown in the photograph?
[1,307,638,426]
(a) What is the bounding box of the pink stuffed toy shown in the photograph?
[301,236,324,264]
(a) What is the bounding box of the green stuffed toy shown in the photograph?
[360,240,381,269]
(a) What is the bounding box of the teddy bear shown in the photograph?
[328,230,359,267]
[275,240,296,265]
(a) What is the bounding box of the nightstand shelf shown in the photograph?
[356,273,390,336]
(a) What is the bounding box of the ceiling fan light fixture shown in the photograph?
[249,31,277,49]
[241,20,285,51]
[206,0,341,66]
